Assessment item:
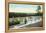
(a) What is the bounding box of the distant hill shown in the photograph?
[9,12,43,18]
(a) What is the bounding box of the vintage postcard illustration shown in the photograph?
[5,0,45,32]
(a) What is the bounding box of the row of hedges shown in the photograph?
[9,20,20,26]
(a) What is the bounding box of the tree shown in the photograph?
[37,6,41,13]
[25,18,27,24]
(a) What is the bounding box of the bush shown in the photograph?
[14,19,20,25]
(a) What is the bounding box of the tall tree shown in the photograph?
[37,6,41,13]
[25,18,27,24]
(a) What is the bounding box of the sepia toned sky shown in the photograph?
[9,4,42,13]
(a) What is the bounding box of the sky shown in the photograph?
[9,4,42,13]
